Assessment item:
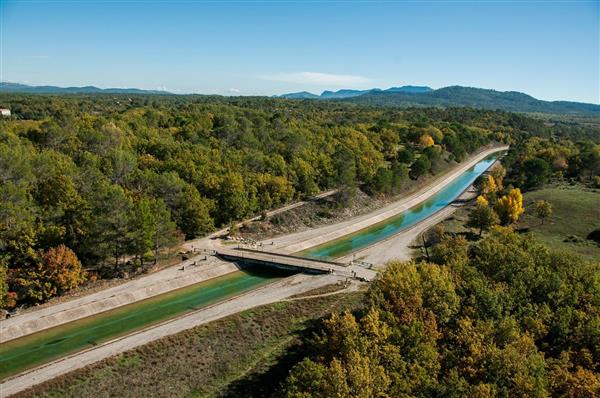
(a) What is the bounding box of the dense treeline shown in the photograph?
[0,94,597,307]
[502,136,600,191]
[281,229,600,397]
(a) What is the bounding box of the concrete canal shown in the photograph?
[0,152,501,381]
[0,267,293,380]
[297,153,500,260]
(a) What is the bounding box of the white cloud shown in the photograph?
[228,88,241,93]
[258,72,373,87]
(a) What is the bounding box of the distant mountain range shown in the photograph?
[2,82,598,116]
[278,85,433,99]
[279,85,600,116]
[0,82,170,95]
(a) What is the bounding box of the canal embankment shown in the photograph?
[267,145,508,255]
[0,257,239,344]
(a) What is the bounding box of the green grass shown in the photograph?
[16,292,364,398]
[429,184,599,262]
[517,185,600,261]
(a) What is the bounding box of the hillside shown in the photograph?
[278,85,434,100]
[0,82,169,95]
[347,85,600,115]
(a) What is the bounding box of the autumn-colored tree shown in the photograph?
[427,126,444,143]
[482,175,498,196]
[468,195,500,236]
[16,245,86,302]
[490,164,505,191]
[495,188,525,225]
[419,134,435,148]
[534,200,553,225]
[44,245,86,292]
[431,233,469,264]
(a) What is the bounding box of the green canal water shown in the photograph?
[298,154,500,260]
[0,267,293,380]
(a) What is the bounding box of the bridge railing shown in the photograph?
[231,247,347,267]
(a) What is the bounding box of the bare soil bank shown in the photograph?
[239,159,459,242]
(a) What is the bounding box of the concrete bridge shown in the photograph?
[215,248,376,281]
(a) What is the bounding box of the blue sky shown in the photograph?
[1,1,598,103]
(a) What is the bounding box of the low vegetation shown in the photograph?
[16,290,364,398]
[517,186,600,261]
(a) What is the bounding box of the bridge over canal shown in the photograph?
[215,248,377,281]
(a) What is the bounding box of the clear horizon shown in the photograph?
[1,1,598,103]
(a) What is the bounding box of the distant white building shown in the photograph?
[0,108,10,117]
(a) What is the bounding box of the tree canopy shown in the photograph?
[282,229,600,397]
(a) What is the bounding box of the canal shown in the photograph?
[297,153,500,260]
[0,267,293,380]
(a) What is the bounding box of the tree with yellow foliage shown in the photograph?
[468,195,500,236]
[483,174,498,196]
[490,164,505,190]
[534,200,553,225]
[419,134,435,148]
[495,188,525,225]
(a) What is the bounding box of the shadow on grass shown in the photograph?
[515,227,531,234]
[218,311,339,398]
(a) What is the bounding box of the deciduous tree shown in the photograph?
[495,188,525,225]
[15,245,85,302]
[534,200,553,225]
[467,196,500,236]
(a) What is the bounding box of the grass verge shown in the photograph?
[517,185,600,261]
[430,184,600,261]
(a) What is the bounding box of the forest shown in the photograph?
[281,228,600,397]
[0,94,598,308]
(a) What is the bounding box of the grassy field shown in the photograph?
[17,289,364,398]
[433,184,600,261]
[517,185,600,261]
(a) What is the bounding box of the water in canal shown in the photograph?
[0,266,293,380]
[297,154,500,260]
